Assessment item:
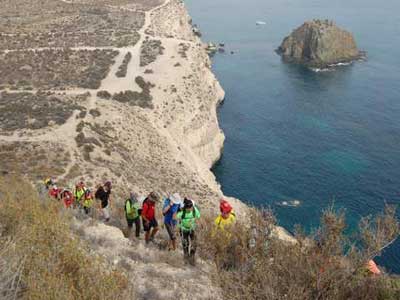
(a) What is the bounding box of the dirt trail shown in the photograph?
[70,209,221,300]
[0,0,173,152]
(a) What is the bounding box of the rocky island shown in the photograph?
[277,19,364,68]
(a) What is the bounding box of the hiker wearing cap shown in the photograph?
[162,193,182,251]
[142,192,160,244]
[125,192,141,238]
[215,199,236,230]
[176,198,200,265]
[95,181,112,222]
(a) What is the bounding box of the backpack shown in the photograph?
[124,199,131,213]
[181,206,199,221]
[95,186,103,200]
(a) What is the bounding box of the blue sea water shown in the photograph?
[185,0,400,272]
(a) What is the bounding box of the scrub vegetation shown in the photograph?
[197,207,400,300]
[0,176,128,300]
[0,176,399,300]
[0,50,118,90]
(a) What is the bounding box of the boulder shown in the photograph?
[277,19,364,68]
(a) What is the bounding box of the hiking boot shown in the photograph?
[183,253,190,265]
[189,255,196,266]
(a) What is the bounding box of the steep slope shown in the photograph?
[0,0,227,209]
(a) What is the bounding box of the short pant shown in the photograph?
[143,218,158,232]
[165,223,176,240]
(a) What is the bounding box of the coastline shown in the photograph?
[175,0,296,242]
[0,0,295,242]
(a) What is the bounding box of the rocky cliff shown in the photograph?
[0,1,294,298]
[0,0,229,298]
[0,0,227,208]
[277,19,363,68]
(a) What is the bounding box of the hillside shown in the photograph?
[0,0,232,213]
[1,1,400,299]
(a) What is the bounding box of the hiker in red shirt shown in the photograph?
[49,184,60,200]
[142,192,160,244]
[60,188,74,208]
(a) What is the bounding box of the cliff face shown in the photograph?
[277,20,363,67]
[0,1,296,298]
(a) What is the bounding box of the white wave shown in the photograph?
[328,61,353,67]
[311,67,333,73]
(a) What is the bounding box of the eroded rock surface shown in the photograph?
[277,19,363,68]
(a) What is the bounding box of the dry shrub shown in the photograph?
[0,176,128,299]
[197,207,400,300]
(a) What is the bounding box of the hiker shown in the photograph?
[60,188,74,208]
[74,181,86,209]
[366,259,381,276]
[48,184,60,200]
[44,178,55,190]
[125,192,141,238]
[162,193,182,251]
[214,199,236,230]
[176,198,200,265]
[82,188,94,215]
[141,192,160,244]
[95,181,112,222]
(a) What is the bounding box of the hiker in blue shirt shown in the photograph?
[163,193,182,251]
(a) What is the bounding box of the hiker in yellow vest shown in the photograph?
[74,181,86,209]
[214,199,236,230]
[125,192,141,238]
[82,188,94,215]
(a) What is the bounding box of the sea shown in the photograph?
[185,0,400,273]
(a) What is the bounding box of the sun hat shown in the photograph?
[169,193,182,204]
[149,191,160,202]
[220,199,233,214]
[130,191,139,202]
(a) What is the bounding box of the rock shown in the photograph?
[19,65,33,71]
[276,19,364,68]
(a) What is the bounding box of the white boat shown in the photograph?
[256,21,266,26]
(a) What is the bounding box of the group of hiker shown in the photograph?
[45,178,112,221]
[43,178,236,265]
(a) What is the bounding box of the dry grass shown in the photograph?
[0,176,128,300]
[197,207,400,300]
